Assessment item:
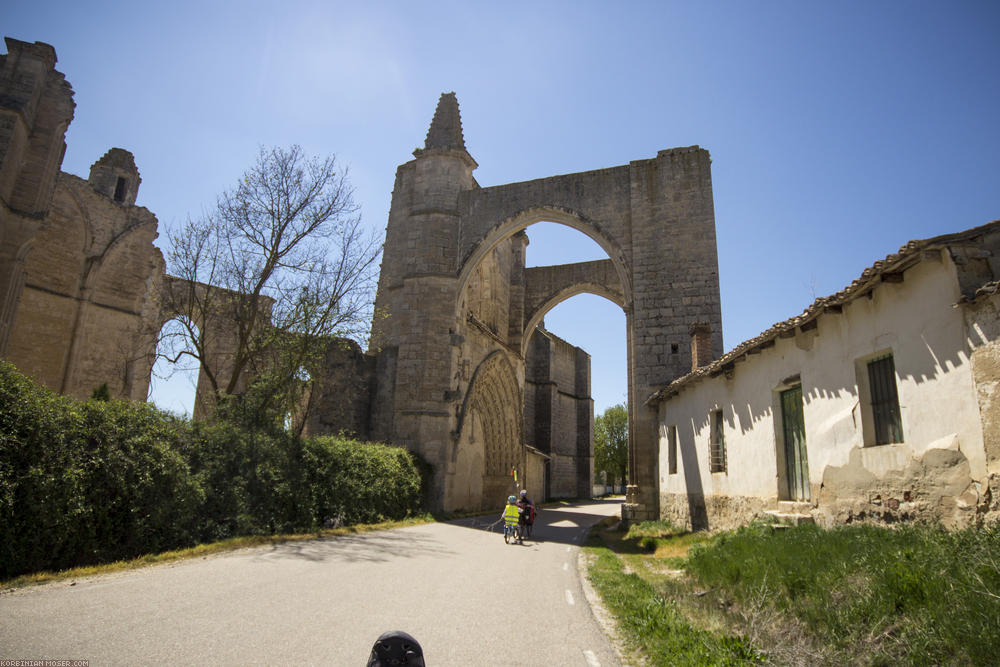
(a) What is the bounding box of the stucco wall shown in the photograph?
[658,254,991,530]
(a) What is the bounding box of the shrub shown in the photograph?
[0,362,202,577]
[0,361,429,578]
[303,435,427,526]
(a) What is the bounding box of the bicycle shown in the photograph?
[503,519,522,544]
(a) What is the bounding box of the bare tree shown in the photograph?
[158,145,381,423]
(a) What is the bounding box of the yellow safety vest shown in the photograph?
[504,503,520,525]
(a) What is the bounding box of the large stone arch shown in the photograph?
[520,259,625,353]
[447,350,523,511]
[158,275,274,418]
[456,206,632,309]
[369,93,724,519]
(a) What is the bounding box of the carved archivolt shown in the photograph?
[456,350,523,476]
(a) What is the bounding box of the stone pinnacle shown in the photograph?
[423,92,466,151]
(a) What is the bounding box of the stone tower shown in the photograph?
[370,92,485,506]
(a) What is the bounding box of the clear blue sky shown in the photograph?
[5,1,999,416]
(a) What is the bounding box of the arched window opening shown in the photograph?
[113,176,127,203]
[523,221,607,267]
[147,317,200,417]
[521,221,628,416]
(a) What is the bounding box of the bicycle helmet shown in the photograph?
[367,630,424,667]
[508,495,517,504]
[519,489,527,497]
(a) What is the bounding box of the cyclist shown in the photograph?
[502,495,521,542]
[517,489,536,537]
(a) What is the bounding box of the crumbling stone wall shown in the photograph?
[0,38,75,357]
[299,338,377,440]
[2,55,725,517]
[965,290,1000,524]
[6,153,163,402]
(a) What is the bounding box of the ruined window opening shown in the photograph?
[670,343,679,354]
[867,353,903,445]
[709,409,726,473]
[113,176,127,202]
[667,424,678,474]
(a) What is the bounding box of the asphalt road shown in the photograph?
[1,498,624,666]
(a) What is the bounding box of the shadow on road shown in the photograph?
[249,528,452,564]
[243,498,622,564]
[448,497,623,547]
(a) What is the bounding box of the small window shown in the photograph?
[113,176,127,202]
[709,409,727,473]
[867,354,903,445]
[667,425,678,474]
[670,343,679,354]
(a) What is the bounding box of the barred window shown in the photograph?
[867,354,903,445]
[709,409,726,473]
[667,425,678,475]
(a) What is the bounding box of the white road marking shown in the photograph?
[566,546,572,552]
[563,562,568,571]
[565,589,575,605]
[583,649,601,666]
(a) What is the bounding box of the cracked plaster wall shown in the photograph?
[657,254,995,531]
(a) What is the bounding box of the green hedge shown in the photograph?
[0,361,428,578]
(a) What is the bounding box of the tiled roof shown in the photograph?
[646,219,1000,405]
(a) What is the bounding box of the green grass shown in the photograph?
[584,520,761,665]
[0,514,434,591]
[586,519,1000,666]
[685,521,1000,665]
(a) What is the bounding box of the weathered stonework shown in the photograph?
[0,45,726,517]
[6,151,163,401]
[368,92,723,513]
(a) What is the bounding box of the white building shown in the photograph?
[648,220,1000,530]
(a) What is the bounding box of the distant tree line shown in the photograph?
[595,403,628,488]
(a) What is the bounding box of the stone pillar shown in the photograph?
[625,147,723,522]
[507,231,528,345]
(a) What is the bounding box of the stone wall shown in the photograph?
[300,338,377,440]
[524,327,593,499]
[1,65,725,517]
[6,158,163,402]
[0,38,75,356]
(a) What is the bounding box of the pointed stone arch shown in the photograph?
[456,206,632,310]
[449,350,523,510]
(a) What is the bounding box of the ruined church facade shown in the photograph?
[361,93,724,514]
[1,39,726,517]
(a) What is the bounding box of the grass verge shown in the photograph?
[0,514,434,592]
[585,518,1000,666]
[583,519,760,665]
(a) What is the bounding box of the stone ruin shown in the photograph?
[0,39,725,516]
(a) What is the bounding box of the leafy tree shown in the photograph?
[595,403,628,487]
[159,145,381,426]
